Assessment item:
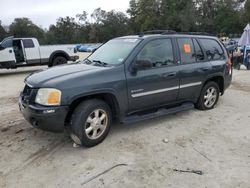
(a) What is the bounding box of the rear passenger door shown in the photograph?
[22,39,40,64]
[177,37,211,101]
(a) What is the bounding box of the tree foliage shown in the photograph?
[0,1,249,44]
[8,18,46,44]
[0,20,7,41]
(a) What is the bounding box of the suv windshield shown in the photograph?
[88,38,141,65]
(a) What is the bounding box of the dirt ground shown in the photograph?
[0,65,250,188]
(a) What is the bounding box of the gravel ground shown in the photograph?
[0,66,249,188]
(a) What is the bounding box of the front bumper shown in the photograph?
[70,55,79,62]
[0,61,16,69]
[19,97,68,133]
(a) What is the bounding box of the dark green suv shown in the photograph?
[19,31,232,147]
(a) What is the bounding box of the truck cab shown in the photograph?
[0,36,79,69]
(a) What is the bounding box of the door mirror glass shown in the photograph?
[92,48,97,53]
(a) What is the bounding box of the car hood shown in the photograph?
[25,63,104,87]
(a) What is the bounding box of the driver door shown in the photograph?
[0,37,16,66]
[126,38,179,112]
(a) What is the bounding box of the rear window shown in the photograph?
[199,38,225,60]
[23,39,35,48]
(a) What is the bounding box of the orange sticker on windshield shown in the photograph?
[183,44,191,53]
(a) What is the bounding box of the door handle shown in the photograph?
[212,65,222,69]
[201,67,209,71]
[162,72,176,78]
[9,49,12,53]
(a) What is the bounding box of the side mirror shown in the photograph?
[132,59,153,72]
[92,48,97,53]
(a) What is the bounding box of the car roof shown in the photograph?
[117,33,218,40]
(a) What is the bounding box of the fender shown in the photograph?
[67,88,124,120]
[49,50,70,63]
[203,73,225,94]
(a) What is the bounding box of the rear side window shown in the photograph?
[23,39,35,48]
[177,38,196,64]
[199,38,225,60]
[193,39,205,61]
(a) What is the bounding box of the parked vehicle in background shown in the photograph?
[19,31,232,147]
[86,43,102,52]
[0,36,79,69]
[229,38,240,46]
[76,43,102,52]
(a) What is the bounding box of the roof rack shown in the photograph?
[178,32,214,36]
[138,30,176,37]
[137,30,214,37]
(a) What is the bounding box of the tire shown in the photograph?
[51,56,67,67]
[237,63,241,70]
[69,99,112,147]
[247,63,250,70]
[196,81,220,110]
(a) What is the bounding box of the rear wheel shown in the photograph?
[50,56,67,67]
[70,99,112,147]
[247,63,250,70]
[237,63,241,70]
[196,81,220,110]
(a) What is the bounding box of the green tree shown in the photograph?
[46,16,79,44]
[127,0,162,32]
[243,0,250,24]
[9,18,46,44]
[89,8,129,42]
[0,20,7,41]
[160,0,197,31]
[127,0,197,32]
[196,0,244,34]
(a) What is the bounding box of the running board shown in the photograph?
[123,102,194,124]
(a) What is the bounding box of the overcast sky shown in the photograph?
[0,0,130,29]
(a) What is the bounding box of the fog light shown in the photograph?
[43,109,55,114]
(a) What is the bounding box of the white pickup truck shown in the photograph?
[0,37,79,69]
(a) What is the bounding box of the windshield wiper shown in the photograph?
[92,60,109,67]
[83,58,93,65]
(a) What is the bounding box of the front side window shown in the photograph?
[136,39,174,68]
[177,38,196,64]
[199,38,225,60]
[0,39,13,48]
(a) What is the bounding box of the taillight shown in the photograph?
[226,58,232,75]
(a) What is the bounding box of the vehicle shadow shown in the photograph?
[110,110,192,135]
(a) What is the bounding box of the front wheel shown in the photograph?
[50,56,67,67]
[70,99,112,147]
[196,81,220,110]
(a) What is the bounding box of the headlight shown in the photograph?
[35,88,61,106]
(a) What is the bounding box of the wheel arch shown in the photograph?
[203,75,224,95]
[65,92,121,126]
[49,50,70,65]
